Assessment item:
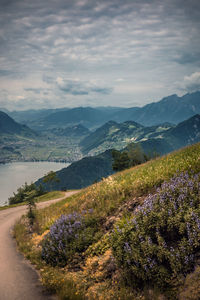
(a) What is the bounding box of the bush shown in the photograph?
[111,172,200,288]
[41,212,98,267]
[9,182,45,205]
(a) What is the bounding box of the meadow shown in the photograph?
[14,142,200,299]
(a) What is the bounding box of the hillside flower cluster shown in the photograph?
[42,211,97,267]
[111,172,200,287]
[42,213,83,266]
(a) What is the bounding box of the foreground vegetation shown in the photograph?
[14,142,200,299]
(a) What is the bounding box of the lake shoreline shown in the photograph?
[0,159,73,165]
[0,161,70,206]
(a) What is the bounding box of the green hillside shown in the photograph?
[81,114,200,156]
[15,142,200,299]
[37,150,114,190]
[165,114,200,148]
[0,110,36,136]
[80,120,172,155]
[80,120,144,155]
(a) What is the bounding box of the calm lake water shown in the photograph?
[0,162,69,206]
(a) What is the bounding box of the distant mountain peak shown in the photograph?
[0,110,36,136]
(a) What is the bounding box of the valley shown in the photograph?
[1,91,200,177]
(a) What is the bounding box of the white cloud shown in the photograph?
[182,72,200,92]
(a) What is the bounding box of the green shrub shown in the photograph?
[27,195,36,227]
[42,211,99,267]
[9,182,45,205]
[111,172,200,288]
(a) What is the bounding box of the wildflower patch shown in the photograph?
[42,211,98,267]
[111,172,200,288]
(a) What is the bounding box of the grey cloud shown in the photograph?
[1,0,199,70]
[0,0,200,110]
[91,87,112,94]
[56,78,112,95]
[24,88,41,94]
[0,69,25,79]
[0,69,13,77]
[174,53,200,65]
[42,75,54,84]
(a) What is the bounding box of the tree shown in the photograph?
[9,182,45,205]
[126,143,148,166]
[112,143,151,172]
[26,191,37,227]
[112,150,130,171]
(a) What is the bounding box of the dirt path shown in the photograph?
[0,191,78,300]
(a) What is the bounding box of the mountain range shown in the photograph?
[110,92,200,126]
[80,120,172,155]
[6,91,200,130]
[81,114,200,156]
[39,114,200,191]
[1,90,200,164]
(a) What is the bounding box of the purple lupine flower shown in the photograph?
[124,242,131,253]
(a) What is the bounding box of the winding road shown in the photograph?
[0,191,78,300]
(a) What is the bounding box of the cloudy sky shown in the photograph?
[0,0,200,110]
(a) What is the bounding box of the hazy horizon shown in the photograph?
[1,90,199,113]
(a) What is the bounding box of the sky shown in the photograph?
[0,0,200,111]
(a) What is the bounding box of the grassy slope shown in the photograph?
[14,142,200,299]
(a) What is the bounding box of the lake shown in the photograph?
[0,162,70,206]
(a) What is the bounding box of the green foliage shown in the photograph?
[9,182,45,205]
[112,143,150,171]
[27,195,36,227]
[112,150,130,171]
[126,143,150,165]
[85,233,110,257]
[111,172,200,289]
[42,212,100,267]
